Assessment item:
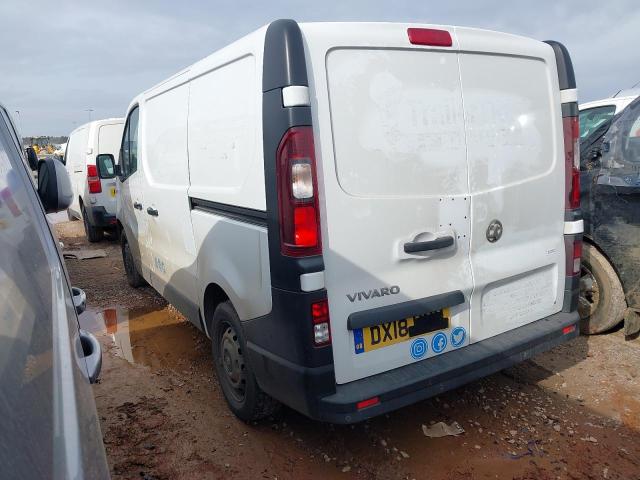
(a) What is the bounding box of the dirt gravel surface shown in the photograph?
[54,219,640,480]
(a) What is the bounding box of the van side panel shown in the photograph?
[187,55,265,210]
[181,39,274,331]
[142,84,200,321]
[191,210,271,321]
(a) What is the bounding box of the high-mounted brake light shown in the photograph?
[311,299,331,346]
[563,116,580,211]
[87,164,102,194]
[407,28,452,47]
[276,127,322,257]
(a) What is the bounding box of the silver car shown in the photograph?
[0,104,109,479]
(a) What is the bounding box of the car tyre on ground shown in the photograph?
[579,242,626,334]
[121,233,145,287]
[82,205,103,242]
[211,301,278,422]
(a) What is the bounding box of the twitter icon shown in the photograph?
[451,327,466,348]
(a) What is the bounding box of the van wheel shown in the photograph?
[579,243,626,334]
[121,234,145,288]
[211,301,278,422]
[82,206,103,242]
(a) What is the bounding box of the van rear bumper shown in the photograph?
[84,205,117,228]
[247,310,579,424]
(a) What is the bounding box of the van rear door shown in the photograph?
[455,29,565,343]
[304,24,565,385]
[97,122,123,214]
[305,24,474,384]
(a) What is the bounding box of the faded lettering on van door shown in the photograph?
[326,48,467,197]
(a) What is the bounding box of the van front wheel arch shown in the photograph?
[211,301,278,422]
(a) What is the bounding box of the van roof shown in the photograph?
[68,117,124,136]
[127,20,550,113]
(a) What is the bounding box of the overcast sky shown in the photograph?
[1,0,637,136]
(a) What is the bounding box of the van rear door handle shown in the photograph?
[133,202,142,210]
[404,236,454,254]
[147,207,158,217]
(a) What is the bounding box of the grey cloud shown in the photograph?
[1,0,637,135]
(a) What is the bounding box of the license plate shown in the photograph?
[109,186,116,197]
[354,308,450,354]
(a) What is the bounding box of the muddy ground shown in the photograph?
[55,219,640,480]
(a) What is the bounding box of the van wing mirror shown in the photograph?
[37,158,73,213]
[96,153,116,179]
[25,147,38,171]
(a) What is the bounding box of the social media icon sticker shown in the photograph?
[410,338,428,360]
[451,326,466,348]
[431,332,447,354]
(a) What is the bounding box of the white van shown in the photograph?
[65,118,124,241]
[579,88,639,139]
[116,20,582,423]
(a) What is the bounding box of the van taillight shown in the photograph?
[87,165,102,194]
[276,127,321,257]
[311,299,331,346]
[564,235,582,277]
[563,116,580,210]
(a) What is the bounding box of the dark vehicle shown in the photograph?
[580,96,640,336]
[0,104,109,479]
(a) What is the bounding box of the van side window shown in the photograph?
[121,107,139,178]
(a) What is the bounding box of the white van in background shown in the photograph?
[116,20,581,423]
[579,88,639,139]
[65,118,124,241]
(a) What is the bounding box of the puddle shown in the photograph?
[80,306,207,370]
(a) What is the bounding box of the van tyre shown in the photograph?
[211,301,278,422]
[82,205,103,242]
[579,243,626,334]
[121,234,145,288]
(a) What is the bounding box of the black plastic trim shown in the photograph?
[347,291,465,330]
[404,236,454,254]
[263,19,308,92]
[83,205,116,228]
[565,209,583,222]
[563,232,583,313]
[189,197,267,227]
[247,309,579,423]
[320,311,579,423]
[543,40,576,90]
[563,274,580,313]
[561,102,579,117]
[262,20,325,290]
